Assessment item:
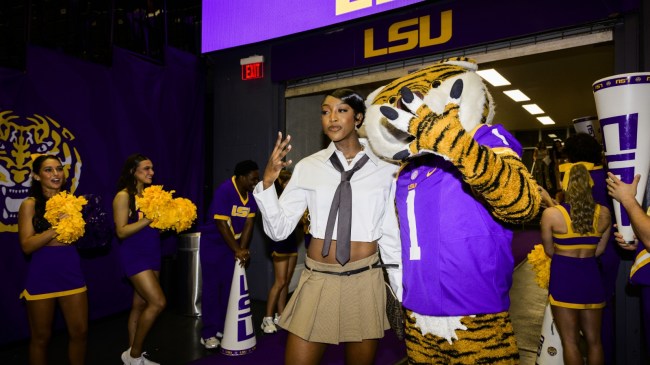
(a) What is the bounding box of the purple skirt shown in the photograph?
[20,245,86,301]
[549,254,605,309]
[270,231,298,257]
[119,225,161,277]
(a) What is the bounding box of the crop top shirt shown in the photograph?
[253,138,403,296]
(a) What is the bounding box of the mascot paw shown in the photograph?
[380,80,463,161]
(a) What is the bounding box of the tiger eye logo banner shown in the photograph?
[0,111,82,232]
[0,45,205,347]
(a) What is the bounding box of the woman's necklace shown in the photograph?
[346,145,365,164]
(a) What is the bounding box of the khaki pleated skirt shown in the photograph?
[278,252,390,344]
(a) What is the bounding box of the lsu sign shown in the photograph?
[364,10,452,58]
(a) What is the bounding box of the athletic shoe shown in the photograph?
[200,336,220,349]
[121,349,160,365]
[261,316,278,333]
[273,313,280,325]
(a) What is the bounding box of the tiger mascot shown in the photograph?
[363,57,541,364]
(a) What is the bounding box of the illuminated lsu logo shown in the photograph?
[0,111,82,232]
[336,0,398,15]
[364,10,452,58]
[231,205,250,218]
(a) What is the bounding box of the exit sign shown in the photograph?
[242,62,263,80]
[240,55,264,80]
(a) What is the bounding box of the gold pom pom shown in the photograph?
[44,192,88,244]
[136,185,197,233]
[527,244,551,289]
[173,197,197,233]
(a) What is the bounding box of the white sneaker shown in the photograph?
[261,316,278,334]
[139,352,159,365]
[121,349,134,365]
[273,313,280,325]
[121,348,159,365]
[200,336,220,349]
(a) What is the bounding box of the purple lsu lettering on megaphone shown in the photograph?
[600,113,639,226]
[236,273,255,341]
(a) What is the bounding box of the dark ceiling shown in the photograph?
[0,0,201,68]
[1,1,616,136]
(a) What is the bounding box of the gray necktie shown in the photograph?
[322,153,370,265]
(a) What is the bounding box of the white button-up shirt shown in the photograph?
[253,138,403,298]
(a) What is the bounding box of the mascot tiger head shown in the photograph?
[362,57,494,161]
[0,111,81,232]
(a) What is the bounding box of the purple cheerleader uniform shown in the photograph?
[199,176,257,339]
[20,246,87,300]
[20,206,86,300]
[628,221,650,359]
[119,211,161,277]
[270,230,298,257]
[548,203,605,309]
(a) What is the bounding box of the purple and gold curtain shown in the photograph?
[0,45,204,344]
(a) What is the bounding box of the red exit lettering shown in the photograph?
[242,62,264,80]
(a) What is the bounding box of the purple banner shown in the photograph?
[201,0,424,53]
[271,0,632,81]
[0,45,204,345]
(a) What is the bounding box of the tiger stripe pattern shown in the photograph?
[404,310,520,365]
[368,57,540,223]
[408,100,540,223]
[370,57,492,126]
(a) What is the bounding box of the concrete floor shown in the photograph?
[510,261,548,365]
[0,258,547,365]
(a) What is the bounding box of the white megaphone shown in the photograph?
[572,116,602,144]
[220,260,256,356]
[593,73,650,243]
[535,303,563,365]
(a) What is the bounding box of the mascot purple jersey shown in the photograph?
[396,124,520,316]
[363,57,539,364]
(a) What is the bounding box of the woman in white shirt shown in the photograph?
[253,89,401,365]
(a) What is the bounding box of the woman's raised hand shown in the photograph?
[263,132,293,189]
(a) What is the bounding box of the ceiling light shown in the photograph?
[537,117,555,125]
[548,134,557,138]
[476,69,511,87]
[503,89,530,102]
[522,104,544,115]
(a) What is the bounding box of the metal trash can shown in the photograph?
[177,232,202,316]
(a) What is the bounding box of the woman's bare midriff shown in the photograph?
[307,238,378,264]
[554,247,597,259]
